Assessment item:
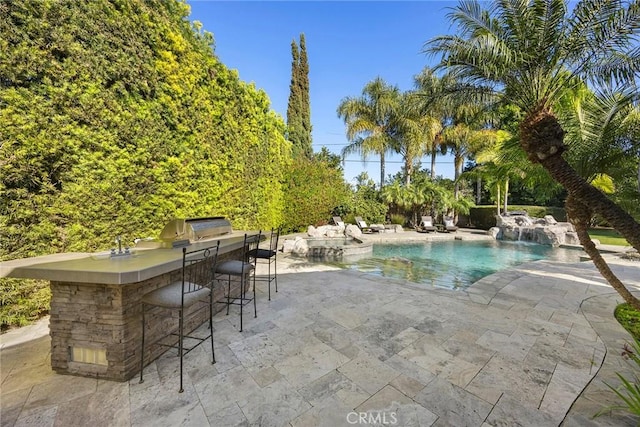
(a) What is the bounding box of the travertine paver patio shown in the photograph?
[1,232,639,426]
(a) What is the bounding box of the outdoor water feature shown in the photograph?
[281,225,373,260]
[490,213,580,247]
[305,237,372,260]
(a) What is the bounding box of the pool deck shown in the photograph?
[2,229,639,426]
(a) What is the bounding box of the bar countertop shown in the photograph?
[0,232,253,285]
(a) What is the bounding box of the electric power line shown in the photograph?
[342,159,456,164]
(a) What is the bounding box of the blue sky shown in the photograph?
[187,1,458,184]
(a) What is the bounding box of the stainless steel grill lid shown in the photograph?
[185,217,232,239]
[156,217,232,247]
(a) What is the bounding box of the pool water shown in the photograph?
[333,240,584,290]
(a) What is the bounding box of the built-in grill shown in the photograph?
[136,217,233,249]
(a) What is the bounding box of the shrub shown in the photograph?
[466,206,499,229]
[0,278,50,332]
[509,205,567,221]
[389,213,406,225]
[353,199,388,224]
[595,337,640,419]
[282,157,351,232]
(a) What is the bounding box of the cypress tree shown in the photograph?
[286,34,312,158]
[298,34,312,157]
[286,39,302,155]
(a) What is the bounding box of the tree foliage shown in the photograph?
[338,173,388,224]
[286,33,312,158]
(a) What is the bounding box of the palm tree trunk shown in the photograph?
[430,148,436,179]
[454,155,461,200]
[496,183,501,216]
[637,157,639,193]
[543,153,640,252]
[520,108,640,252]
[380,152,386,189]
[503,179,509,215]
[476,175,482,204]
[566,195,640,311]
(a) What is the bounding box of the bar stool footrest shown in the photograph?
[217,297,254,307]
[152,331,212,356]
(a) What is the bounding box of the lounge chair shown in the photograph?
[443,216,458,232]
[416,216,437,233]
[355,216,384,233]
[332,216,345,227]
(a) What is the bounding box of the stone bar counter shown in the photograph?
[0,232,252,381]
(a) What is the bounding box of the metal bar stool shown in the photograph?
[250,227,280,300]
[139,241,220,392]
[214,233,260,331]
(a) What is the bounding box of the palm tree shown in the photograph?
[381,180,406,218]
[436,188,475,219]
[562,87,640,309]
[408,178,448,226]
[413,68,492,204]
[412,68,448,179]
[467,104,564,214]
[394,91,441,185]
[468,129,509,214]
[337,78,401,189]
[441,111,494,200]
[427,0,640,309]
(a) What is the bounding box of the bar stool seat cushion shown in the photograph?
[142,282,210,308]
[249,248,276,259]
[215,260,254,275]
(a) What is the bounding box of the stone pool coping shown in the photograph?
[2,229,639,426]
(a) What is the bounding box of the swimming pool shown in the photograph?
[330,240,584,290]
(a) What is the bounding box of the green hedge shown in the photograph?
[0,0,291,260]
[282,157,351,232]
[1,0,295,329]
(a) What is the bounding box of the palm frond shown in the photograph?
[559,82,638,180]
[426,0,639,116]
[448,0,497,38]
[341,137,368,158]
[344,117,374,141]
[494,0,534,47]
[564,0,640,84]
[589,47,640,87]
[530,0,567,70]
